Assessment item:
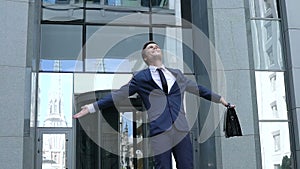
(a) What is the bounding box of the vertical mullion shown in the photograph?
[149,0,153,41]
[82,0,87,72]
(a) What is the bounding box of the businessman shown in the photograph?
[74,41,233,169]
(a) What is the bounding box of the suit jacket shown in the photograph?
[94,68,221,136]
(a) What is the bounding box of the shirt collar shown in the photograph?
[149,65,166,72]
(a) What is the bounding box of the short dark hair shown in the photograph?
[141,41,158,65]
[142,41,157,50]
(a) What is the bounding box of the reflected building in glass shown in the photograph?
[1,0,300,169]
[42,61,68,127]
[255,72,290,169]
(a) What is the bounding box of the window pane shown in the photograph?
[151,0,181,26]
[255,72,288,120]
[85,26,149,72]
[251,20,284,70]
[85,0,178,24]
[120,112,134,168]
[249,0,279,18]
[153,27,192,73]
[41,25,83,72]
[84,0,175,9]
[38,73,73,127]
[74,73,132,94]
[42,0,83,21]
[259,122,291,169]
[86,10,150,25]
[42,134,66,169]
[140,0,172,8]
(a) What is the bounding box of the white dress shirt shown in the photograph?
[149,65,176,93]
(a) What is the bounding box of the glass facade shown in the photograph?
[38,0,192,168]
[255,72,291,169]
[29,0,295,168]
[251,20,284,70]
[250,0,292,168]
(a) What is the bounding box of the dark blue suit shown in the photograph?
[93,68,221,169]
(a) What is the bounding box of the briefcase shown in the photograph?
[223,106,243,138]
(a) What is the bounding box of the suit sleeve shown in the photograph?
[180,71,221,103]
[93,76,139,110]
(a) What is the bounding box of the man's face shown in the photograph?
[143,43,163,64]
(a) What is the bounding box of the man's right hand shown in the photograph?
[73,106,89,119]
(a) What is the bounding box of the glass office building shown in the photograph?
[1,0,300,168]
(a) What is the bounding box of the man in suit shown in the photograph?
[74,41,233,169]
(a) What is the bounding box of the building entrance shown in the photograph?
[75,90,154,169]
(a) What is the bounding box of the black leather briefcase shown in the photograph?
[223,106,243,138]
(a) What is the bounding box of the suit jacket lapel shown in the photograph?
[144,68,162,90]
[166,68,179,79]
[166,68,181,93]
[143,67,181,93]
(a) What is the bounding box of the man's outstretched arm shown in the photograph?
[73,76,139,119]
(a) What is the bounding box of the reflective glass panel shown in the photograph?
[42,0,83,21]
[249,0,279,18]
[38,73,73,127]
[41,25,83,72]
[151,0,181,25]
[86,10,150,25]
[85,0,178,24]
[153,27,192,73]
[74,73,132,93]
[85,26,149,72]
[255,71,288,120]
[259,122,291,169]
[120,111,149,168]
[85,0,174,9]
[251,20,284,70]
[42,134,66,169]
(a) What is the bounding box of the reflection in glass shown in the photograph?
[85,0,178,24]
[42,0,83,21]
[120,110,150,169]
[85,26,189,73]
[153,27,193,73]
[120,112,134,168]
[255,72,287,120]
[40,59,83,72]
[38,73,73,127]
[249,0,279,18]
[85,26,149,72]
[42,134,66,169]
[251,20,284,70]
[86,10,150,25]
[255,70,291,168]
[41,25,83,72]
[141,0,167,8]
[74,73,132,94]
[258,122,291,169]
[84,0,173,8]
[75,90,152,168]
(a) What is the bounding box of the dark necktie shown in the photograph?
[157,68,168,94]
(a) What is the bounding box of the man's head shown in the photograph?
[142,41,163,66]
